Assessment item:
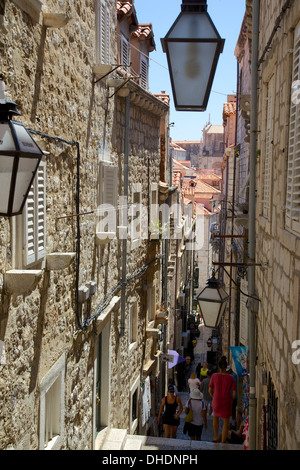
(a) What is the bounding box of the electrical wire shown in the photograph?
[82,254,162,329]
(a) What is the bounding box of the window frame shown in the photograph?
[147,284,156,324]
[130,183,142,250]
[285,21,300,235]
[128,299,138,349]
[262,74,275,220]
[39,354,65,450]
[14,159,46,268]
[149,182,159,239]
[129,375,140,434]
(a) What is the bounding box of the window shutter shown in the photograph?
[95,0,110,64]
[36,162,46,260]
[24,160,46,266]
[262,74,274,219]
[25,184,36,265]
[97,164,118,234]
[103,165,118,208]
[286,22,300,234]
[140,56,148,90]
[120,35,130,71]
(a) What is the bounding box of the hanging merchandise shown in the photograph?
[142,376,151,427]
[229,346,248,376]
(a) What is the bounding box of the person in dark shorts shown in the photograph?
[157,385,183,438]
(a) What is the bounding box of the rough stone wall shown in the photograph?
[255,0,300,450]
[0,0,168,449]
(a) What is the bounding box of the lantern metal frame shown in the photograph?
[196,270,229,328]
[161,0,225,111]
[0,97,44,217]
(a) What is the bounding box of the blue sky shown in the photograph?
[134,0,246,141]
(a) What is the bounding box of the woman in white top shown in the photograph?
[184,388,207,441]
[188,372,200,392]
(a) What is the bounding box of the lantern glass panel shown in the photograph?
[198,299,221,327]
[167,41,217,110]
[13,121,43,155]
[0,155,13,213]
[167,12,219,40]
[13,156,40,213]
[0,122,15,151]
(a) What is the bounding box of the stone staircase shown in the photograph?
[95,427,244,451]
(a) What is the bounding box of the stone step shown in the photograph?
[97,428,244,451]
[100,428,128,450]
[140,436,243,451]
[123,435,145,450]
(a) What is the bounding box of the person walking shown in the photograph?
[200,369,212,418]
[187,372,200,392]
[209,358,237,443]
[200,362,208,382]
[184,388,207,441]
[157,385,183,439]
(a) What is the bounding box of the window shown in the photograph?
[120,33,130,72]
[262,74,274,219]
[149,183,159,239]
[286,21,300,234]
[140,55,148,90]
[39,354,65,450]
[147,285,156,323]
[95,0,110,64]
[130,183,142,249]
[128,300,137,346]
[266,374,278,450]
[15,160,46,267]
[96,163,118,239]
[129,375,140,434]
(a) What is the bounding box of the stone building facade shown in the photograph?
[253,0,300,450]
[0,0,179,450]
[219,0,300,450]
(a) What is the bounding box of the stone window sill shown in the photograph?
[95,232,116,245]
[4,269,43,295]
[12,0,44,23]
[46,253,76,271]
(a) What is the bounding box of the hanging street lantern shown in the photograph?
[197,271,229,328]
[0,80,44,217]
[161,0,225,111]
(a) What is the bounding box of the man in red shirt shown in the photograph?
[209,358,237,443]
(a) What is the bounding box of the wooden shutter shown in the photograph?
[120,35,130,71]
[103,165,117,207]
[36,162,46,259]
[95,0,110,64]
[140,56,148,90]
[262,74,274,219]
[286,21,300,234]
[24,160,46,266]
[98,164,118,233]
[25,182,36,265]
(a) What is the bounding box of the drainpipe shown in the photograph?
[120,94,130,337]
[248,0,260,450]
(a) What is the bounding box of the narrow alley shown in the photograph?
[97,323,244,451]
